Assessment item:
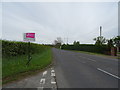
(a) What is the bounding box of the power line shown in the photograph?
[63,37,69,44]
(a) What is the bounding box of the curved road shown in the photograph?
[3,48,119,89]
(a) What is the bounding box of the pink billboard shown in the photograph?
[26,33,35,38]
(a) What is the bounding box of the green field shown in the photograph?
[2,40,52,84]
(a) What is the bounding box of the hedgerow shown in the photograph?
[2,40,48,57]
[62,44,110,54]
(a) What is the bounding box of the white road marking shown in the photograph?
[42,71,47,77]
[51,69,56,77]
[51,82,56,84]
[51,78,56,84]
[51,72,55,77]
[97,68,120,79]
[51,70,55,73]
[78,56,96,62]
[87,58,96,62]
[40,78,46,84]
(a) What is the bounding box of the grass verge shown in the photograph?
[2,48,52,84]
[63,49,118,59]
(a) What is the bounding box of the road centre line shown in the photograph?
[87,58,96,62]
[97,68,120,79]
[79,56,96,62]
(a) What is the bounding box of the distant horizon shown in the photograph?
[1,34,119,45]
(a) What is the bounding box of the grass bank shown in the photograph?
[64,49,118,59]
[2,40,53,84]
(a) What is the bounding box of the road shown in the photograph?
[52,48,118,88]
[3,48,119,89]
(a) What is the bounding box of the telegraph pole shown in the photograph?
[100,26,102,45]
[100,26,102,38]
[67,37,68,44]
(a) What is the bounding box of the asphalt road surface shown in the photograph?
[3,48,119,89]
[52,48,118,88]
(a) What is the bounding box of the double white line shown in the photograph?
[51,69,56,84]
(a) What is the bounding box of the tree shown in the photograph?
[73,41,80,46]
[107,39,114,48]
[113,36,120,47]
[93,36,106,45]
[54,37,63,48]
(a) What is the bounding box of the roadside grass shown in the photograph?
[75,50,108,56]
[2,47,52,84]
[63,49,118,59]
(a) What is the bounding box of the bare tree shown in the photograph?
[54,37,63,48]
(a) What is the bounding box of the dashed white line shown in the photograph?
[39,68,57,89]
[51,70,55,73]
[40,78,46,84]
[51,69,55,77]
[51,78,56,84]
[51,69,57,85]
[51,81,56,84]
[42,71,47,77]
[78,56,96,62]
[51,73,55,77]
[87,58,96,62]
[97,68,120,79]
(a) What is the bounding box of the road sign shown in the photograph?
[23,33,35,41]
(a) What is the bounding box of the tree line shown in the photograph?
[54,36,120,55]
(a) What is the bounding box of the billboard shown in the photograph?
[23,33,35,41]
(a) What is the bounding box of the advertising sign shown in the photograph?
[23,33,35,41]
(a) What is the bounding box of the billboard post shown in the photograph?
[23,33,35,66]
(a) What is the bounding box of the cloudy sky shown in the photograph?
[1,1,118,44]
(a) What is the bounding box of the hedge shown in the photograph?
[62,44,110,54]
[2,40,48,57]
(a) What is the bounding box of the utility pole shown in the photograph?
[67,37,68,44]
[100,26,102,45]
[100,26,102,37]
